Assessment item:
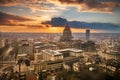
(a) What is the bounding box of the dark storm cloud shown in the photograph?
[0,0,18,6]
[42,17,120,31]
[0,11,34,26]
[0,0,17,4]
[55,0,120,12]
[100,0,120,2]
[42,17,68,26]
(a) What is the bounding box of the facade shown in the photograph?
[60,24,73,42]
[34,53,43,61]
[41,49,63,61]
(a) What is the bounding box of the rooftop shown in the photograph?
[42,48,83,56]
[17,54,27,57]
[57,48,83,53]
[42,49,62,56]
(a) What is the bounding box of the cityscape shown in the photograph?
[0,0,120,80]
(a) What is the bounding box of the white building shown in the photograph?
[35,48,83,62]
[57,48,83,58]
[41,49,63,61]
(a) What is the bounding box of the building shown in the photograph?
[0,39,5,48]
[34,53,43,62]
[33,48,83,72]
[18,40,34,60]
[35,48,83,62]
[41,49,63,61]
[57,48,83,58]
[60,24,73,42]
[86,29,90,41]
[34,42,58,53]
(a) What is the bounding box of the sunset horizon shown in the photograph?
[0,1,120,80]
[0,0,120,33]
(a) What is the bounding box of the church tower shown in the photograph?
[60,24,73,42]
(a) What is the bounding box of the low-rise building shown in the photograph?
[33,48,84,72]
[34,42,59,53]
[57,48,83,58]
[41,49,63,61]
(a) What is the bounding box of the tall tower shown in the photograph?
[86,29,90,41]
[60,24,73,42]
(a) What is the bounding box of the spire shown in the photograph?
[64,23,70,29]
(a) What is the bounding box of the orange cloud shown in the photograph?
[0,0,119,13]
[0,0,50,12]
[0,11,34,26]
[0,25,106,33]
[0,11,48,31]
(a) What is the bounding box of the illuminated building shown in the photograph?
[60,24,73,42]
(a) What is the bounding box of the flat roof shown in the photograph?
[34,41,42,44]
[34,46,40,48]
[57,48,83,53]
[17,54,27,56]
[42,48,83,56]
[42,49,62,56]
[35,53,42,55]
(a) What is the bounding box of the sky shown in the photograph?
[0,0,120,33]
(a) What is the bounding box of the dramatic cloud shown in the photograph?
[0,11,34,26]
[0,0,51,12]
[52,0,120,13]
[0,0,120,12]
[42,17,68,26]
[42,17,120,31]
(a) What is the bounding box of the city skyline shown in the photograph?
[0,0,120,33]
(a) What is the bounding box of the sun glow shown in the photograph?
[0,25,105,33]
[47,27,64,33]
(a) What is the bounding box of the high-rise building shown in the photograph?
[60,24,73,42]
[86,29,90,41]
